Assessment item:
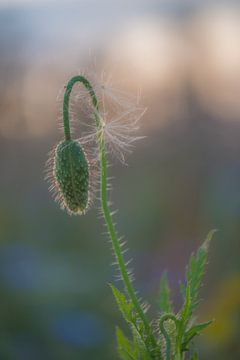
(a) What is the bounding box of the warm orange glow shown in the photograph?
[106,18,185,89]
[190,7,240,120]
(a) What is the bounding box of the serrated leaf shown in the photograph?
[110,285,155,358]
[159,272,172,313]
[116,327,136,360]
[132,327,152,360]
[181,285,191,324]
[110,284,135,324]
[183,230,216,314]
[182,320,213,349]
[178,285,192,349]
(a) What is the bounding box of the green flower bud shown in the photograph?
[54,140,89,215]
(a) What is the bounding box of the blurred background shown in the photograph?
[0,0,240,359]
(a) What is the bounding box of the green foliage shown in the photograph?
[112,231,216,360]
[182,321,213,351]
[159,273,172,314]
[190,351,199,360]
[110,285,135,325]
[111,285,155,359]
[182,230,217,314]
[116,327,135,360]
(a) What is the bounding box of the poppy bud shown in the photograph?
[54,140,89,215]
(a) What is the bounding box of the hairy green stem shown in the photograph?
[63,76,158,357]
[159,314,178,360]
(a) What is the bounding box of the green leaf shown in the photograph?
[180,285,191,325]
[178,231,216,351]
[182,320,213,349]
[159,272,172,313]
[110,285,155,358]
[116,326,152,360]
[190,352,199,360]
[116,327,136,360]
[132,327,152,360]
[110,284,135,324]
[183,230,217,313]
[176,286,192,354]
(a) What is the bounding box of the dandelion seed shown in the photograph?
[98,106,146,163]
[73,71,146,164]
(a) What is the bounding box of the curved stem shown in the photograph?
[63,75,100,141]
[159,314,178,360]
[63,76,158,356]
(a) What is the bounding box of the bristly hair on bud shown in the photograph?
[46,139,95,215]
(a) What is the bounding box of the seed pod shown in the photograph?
[54,140,89,215]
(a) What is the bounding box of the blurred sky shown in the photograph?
[1,0,240,137]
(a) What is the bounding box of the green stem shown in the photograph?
[63,75,100,141]
[63,76,158,357]
[159,314,178,360]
